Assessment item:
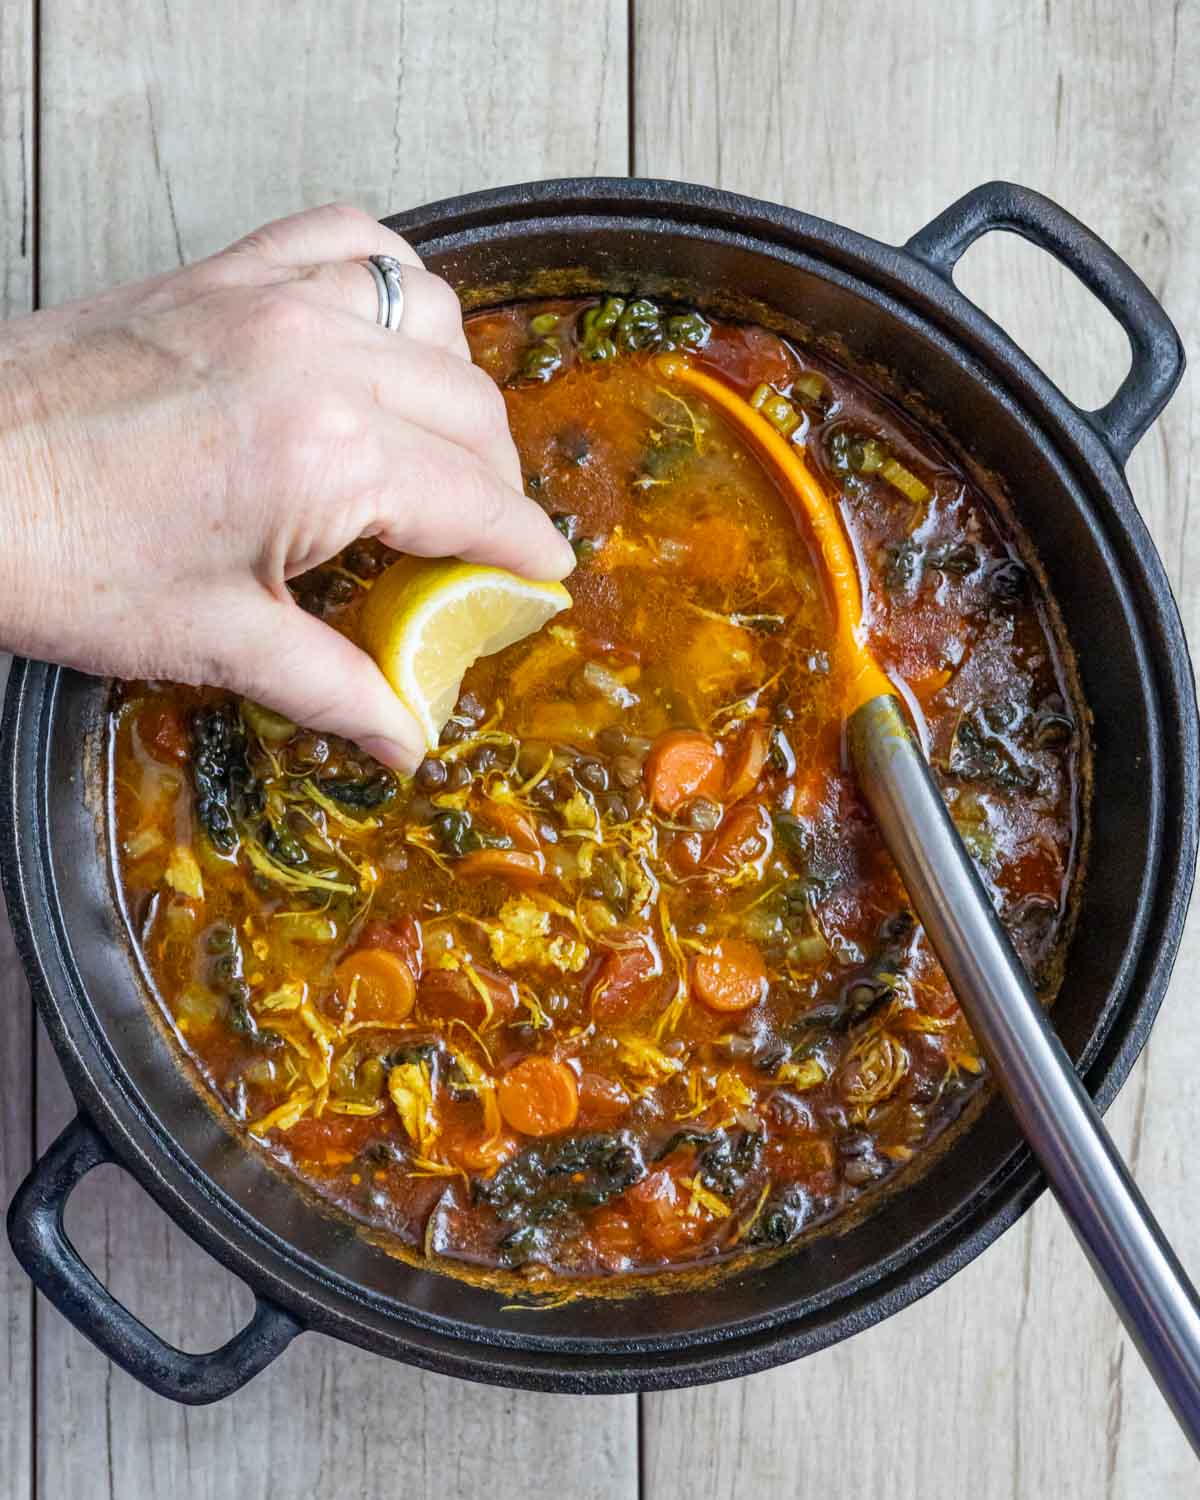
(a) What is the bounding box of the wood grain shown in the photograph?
[8,0,1199,1494]
[0,0,35,1494]
[31,3,633,1498]
[634,1,1200,1495]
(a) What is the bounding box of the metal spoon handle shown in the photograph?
[848,693,1200,1454]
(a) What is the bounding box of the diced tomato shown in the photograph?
[418,964,519,1027]
[627,1168,709,1256]
[458,848,546,883]
[704,801,773,876]
[665,829,706,878]
[587,1207,640,1270]
[356,916,423,980]
[446,1130,520,1173]
[576,1071,632,1126]
[479,801,542,853]
[588,941,664,1023]
[281,1112,378,1160]
[137,703,188,765]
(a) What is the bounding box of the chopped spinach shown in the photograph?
[475,1131,646,1223]
[988,556,1029,605]
[928,541,979,577]
[655,1128,763,1197]
[948,714,1039,793]
[747,1186,814,1248]
[189,703,262,853]
[883,539,922,593]
[317,772,396,810]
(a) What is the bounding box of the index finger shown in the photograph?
[226,201,424,272]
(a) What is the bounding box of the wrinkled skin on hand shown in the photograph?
[0,202,574,769]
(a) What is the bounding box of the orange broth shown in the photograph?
[108,296,1082,1283]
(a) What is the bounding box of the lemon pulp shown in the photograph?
[359,557,572,750]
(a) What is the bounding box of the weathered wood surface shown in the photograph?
[27,4,634,1499]
[0,0,34,1492]
[634,2,1200,1496]
[1,0,1197,1495]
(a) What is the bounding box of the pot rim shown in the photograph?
[4,176,1196,1397]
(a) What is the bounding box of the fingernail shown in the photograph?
[552,534,578,578]
[360,734,422,774]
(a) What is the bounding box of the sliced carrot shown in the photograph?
[335,947,416,1026]
[497,1055,579,1136]
[704,802,773,876]
[645,729,724,814]
[692,938,768,1013]
[457,848,545,883]
[723,724,770,802]
[588,942,664,1023]
[418,965,519,1027]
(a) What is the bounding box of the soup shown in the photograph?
[108,295,1083,1288]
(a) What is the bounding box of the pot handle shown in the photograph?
[904,181,1184,466]
[7,1113,304,1404]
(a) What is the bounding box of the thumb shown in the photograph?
[220,594,426,772]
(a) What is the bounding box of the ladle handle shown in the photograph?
[848,692,1200,1454]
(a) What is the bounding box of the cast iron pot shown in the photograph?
[4,178,1196,1404]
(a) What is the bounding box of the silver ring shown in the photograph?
[365,254,405,331]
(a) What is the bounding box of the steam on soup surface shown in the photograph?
[110,295,1082,1287]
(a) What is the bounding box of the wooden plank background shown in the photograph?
[1,0,1196,1494]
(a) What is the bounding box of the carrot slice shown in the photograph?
[692,938,768,1013]
[457,848,545,883]
[335,947,416,1025]
[723,723,769,802]
[497,1055,579,1136]
[645,730,724,814]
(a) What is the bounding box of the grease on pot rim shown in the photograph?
[108,293,1082,1289]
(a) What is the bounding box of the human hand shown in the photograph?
[0,202,574,770]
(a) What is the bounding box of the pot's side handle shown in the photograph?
[7,1113,304,1404]
[904,181,1184,466]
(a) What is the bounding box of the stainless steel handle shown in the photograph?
[848,692,1200,1454]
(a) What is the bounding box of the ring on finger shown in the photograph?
[364,254,406,331]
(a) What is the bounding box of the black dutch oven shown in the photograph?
[4,178,1195,1404]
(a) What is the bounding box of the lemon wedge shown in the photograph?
[359,557,572,750]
